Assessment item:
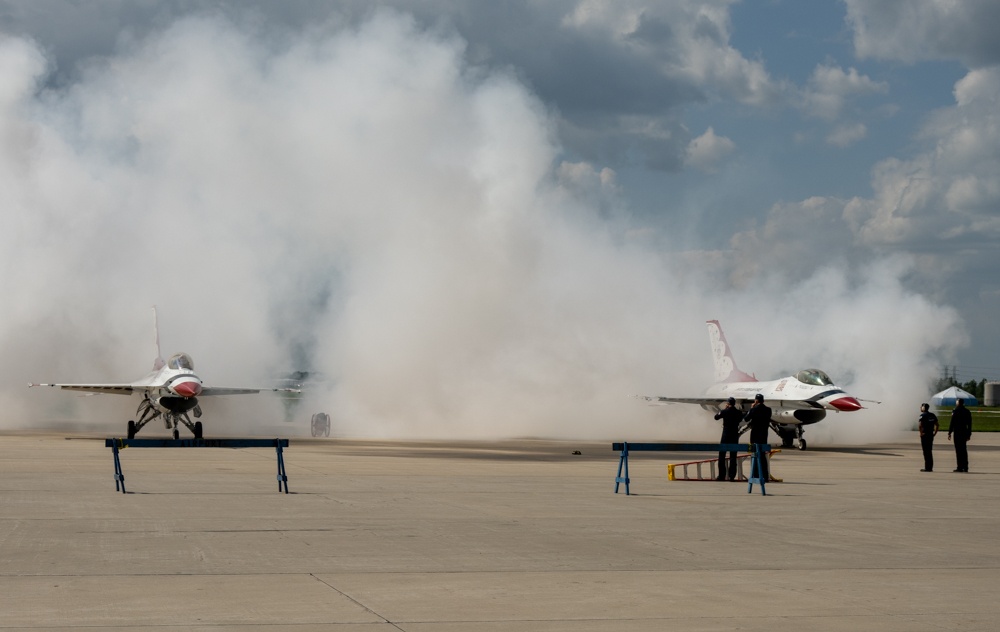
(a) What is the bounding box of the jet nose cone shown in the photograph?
[172,380,202,398]
[831,396,863,411]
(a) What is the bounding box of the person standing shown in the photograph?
[917,403,938,472]
[714,397,743,481]
[948,398,973,472]
[743,393,772,481]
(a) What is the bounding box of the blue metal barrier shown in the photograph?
[612,442,771,496]
[104,438,290,494]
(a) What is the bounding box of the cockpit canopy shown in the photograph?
[167,353,194,370]
[795,369,833,386]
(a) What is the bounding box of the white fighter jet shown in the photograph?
[638,320,865,450]
[30,308,297,439]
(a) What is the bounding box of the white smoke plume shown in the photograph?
[1,11,964,441]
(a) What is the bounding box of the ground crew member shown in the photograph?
[743,393,771,480]
[917,403,938,472]
[948,398,973,472]
[714,397,742,481]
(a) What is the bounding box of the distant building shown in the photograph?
[985,382,1000,407]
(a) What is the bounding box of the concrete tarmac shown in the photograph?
[1,430,999,630]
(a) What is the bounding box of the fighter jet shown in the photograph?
[30,307,297,439]
[637,320,865,450]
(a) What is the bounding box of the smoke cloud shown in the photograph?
[1,11,964,442]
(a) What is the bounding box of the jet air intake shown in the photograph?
[774,409,826,424]
[157,396,199,414]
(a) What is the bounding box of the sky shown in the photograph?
[0,0,996,440]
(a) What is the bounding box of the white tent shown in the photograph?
[931,386,978,406]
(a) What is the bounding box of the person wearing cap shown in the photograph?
[714,397,743,481]
[743,393,772,480]
[948,398,973,472]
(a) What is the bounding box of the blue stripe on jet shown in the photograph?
[807,389,846,403]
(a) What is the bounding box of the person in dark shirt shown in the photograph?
[948,398,973,472]
[743,393,772,481]
[714,397,743,481]
[917,403,938,472]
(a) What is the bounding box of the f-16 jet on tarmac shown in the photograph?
[30,307,297,439]
[638,320,870,450]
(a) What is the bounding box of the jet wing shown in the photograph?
[634,395,731,406]
[29,383,299,396]
[201,387,300,396]
[29,383,135,395]
[636,394,843,411]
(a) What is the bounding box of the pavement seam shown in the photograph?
[310,573,405,631]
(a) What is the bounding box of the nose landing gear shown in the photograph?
[775,424,808,451]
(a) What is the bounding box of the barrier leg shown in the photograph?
[614,443,630,495]
[747,444,766,496]
[112,442,126,494]
[275,441,289,494]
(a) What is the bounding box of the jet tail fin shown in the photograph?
[152,306,165,371]
[706,320,756,383]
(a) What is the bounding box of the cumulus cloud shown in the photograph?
[845,0,1000,68]
[801,63,888,121]
[555,160,623,218]
[684,126,735,172]
[0,11,965,445]
[845,67,1000,246]
[720,197,856,286]
[502,0,784,170]
[827,122,867,147]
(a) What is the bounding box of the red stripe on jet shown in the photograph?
[830,396,863,411]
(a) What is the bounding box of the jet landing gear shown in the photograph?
[775,425,808,451]
[127,417,203,439]
[126,396,203,439]
[164,415,202,440]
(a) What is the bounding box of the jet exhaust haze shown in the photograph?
[0,12,965,442]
